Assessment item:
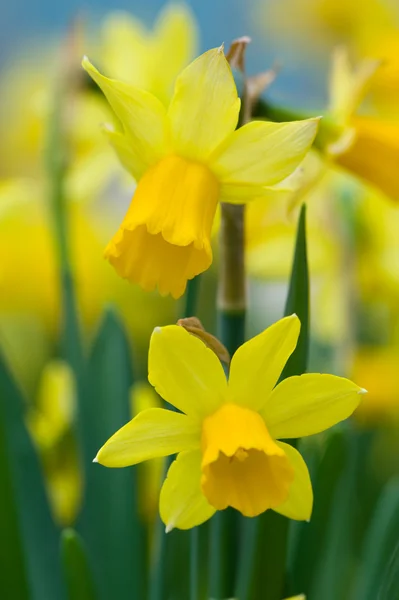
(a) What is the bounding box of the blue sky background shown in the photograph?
[1,0,326,108]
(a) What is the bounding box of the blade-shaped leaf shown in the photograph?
[0,351,64,599]
[77,308,145,600]
[353,477,399,600]
[61,528,97,600]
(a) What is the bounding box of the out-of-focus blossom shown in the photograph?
[315,48,399,203]
[83,48,318,297]
[245,155,348,346]
[0,178,174,390]
[260,0,396,58]
[98,3,198,105]
[351,347,399,423]
[27,361,81,526]
[94,317,364,530]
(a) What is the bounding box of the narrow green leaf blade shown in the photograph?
[61,529,97,600]
[353,477,399,600]
[281,203,309,379]
[378,541,399,600]
[0,407,29,599]
[287,430,347,596]
[77,308,145,600]
[0,351,64,600]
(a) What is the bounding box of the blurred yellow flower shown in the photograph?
[245,158,349,346]
[321,48,399,202]
[336,116,399,202]
[351,347,399,423]
[94,316,364,530]
[83,48,319,298]
[99,3,198,105]
[27,361,81,526]
[0,178,175,392]
[261,0,395,57]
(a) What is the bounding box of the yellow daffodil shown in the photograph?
[94,316,364,530]
[82,48,319,298]
[335,116,399,202]
[320,48,399,203]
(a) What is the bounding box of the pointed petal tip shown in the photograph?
[217,42,225,54]
[153,326,162,335]
[92,455,99,463]
[358,387,368,395]
[165,523,174,533]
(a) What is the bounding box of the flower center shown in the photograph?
[201,403,294,517]
[105,155,220,298]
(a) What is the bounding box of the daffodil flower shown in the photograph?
[94,315,365,530]
[82,48,319,298]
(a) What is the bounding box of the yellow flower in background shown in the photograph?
[0,178,175,394]
[259,0,395,57]
[99,3,198,105]
[245,158,349,347]
[83,48,319,298]
[336,116,399,202]
[320,48,399,203]
[351,347,399,423]
[94,316,364,530]
[27,361,81,526]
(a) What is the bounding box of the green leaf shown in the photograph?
[77,308,145,600]
[281,203,309,379]
[0,402,29,599]
[0,350,64,600]
[61,529,97,600]
[353,476,399,600]
[378,541,399,600]
[236,203,310,600]
[286,430,347,596]
[309,427,363,600]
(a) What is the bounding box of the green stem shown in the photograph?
[190,527,199,600]
[183,275,201,318]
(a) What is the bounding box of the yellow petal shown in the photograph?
[228,315,300,411]
[160,450,216,531]
[336,116,399,202]
[101,125,139,179]
[168,47,240,161]
[104,154,219,298]
[101,12,148,87]
[211,119,319,191]
[95,408,200,467]
[151,3,198,104]
[82,57,168,179]
[273,442,313,521]
[148,325,227,418]
[263,374,365,440]
[201,403,294,517]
